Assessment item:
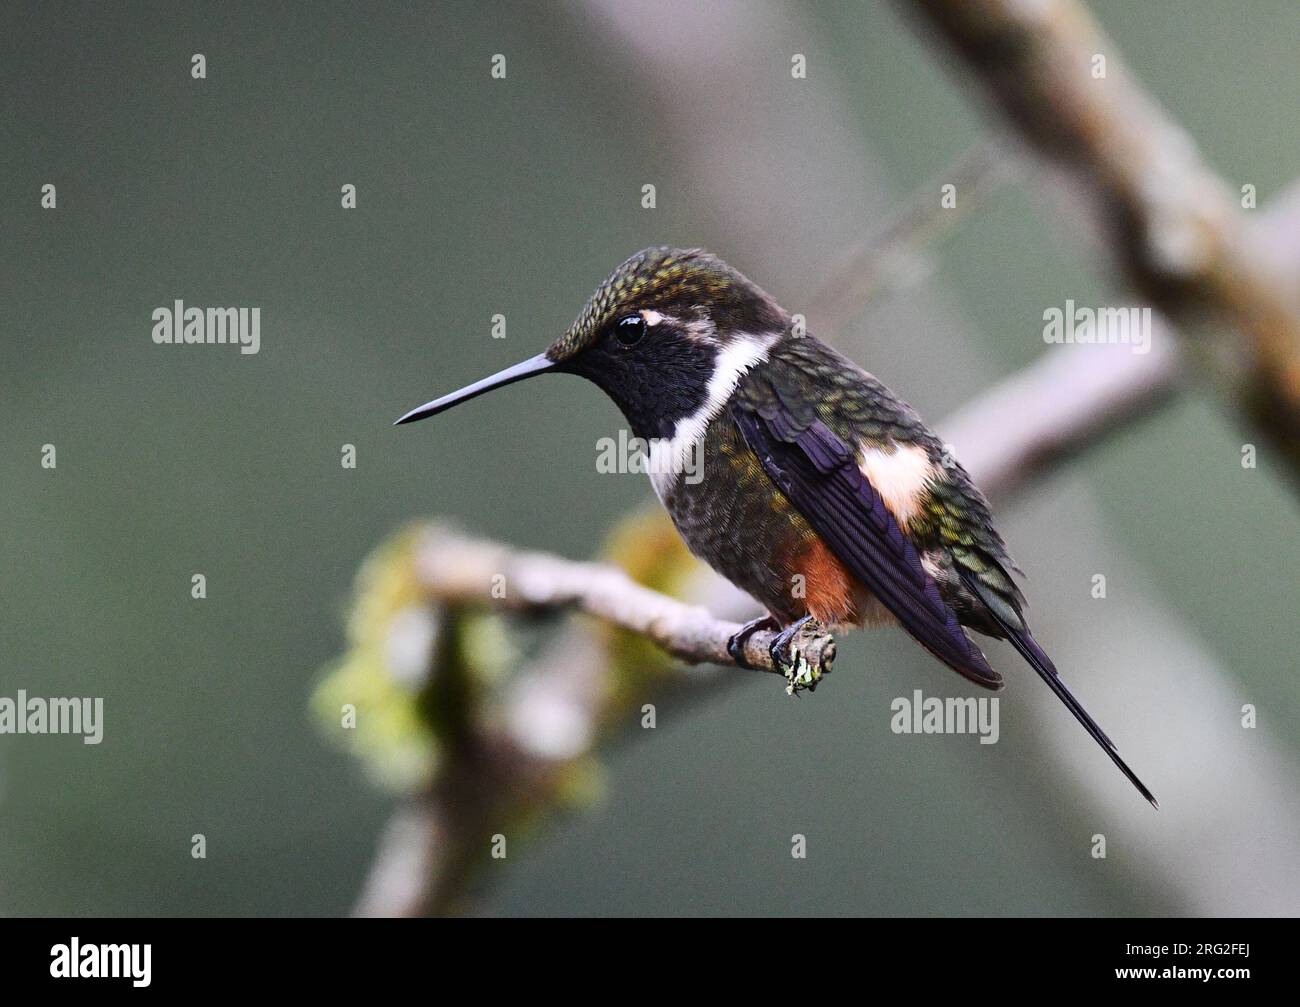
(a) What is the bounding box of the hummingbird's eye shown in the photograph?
[613,314,647,348]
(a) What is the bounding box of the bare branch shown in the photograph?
[902,0,1300,483]
[412,528,835,684]
[944,338,1181,501]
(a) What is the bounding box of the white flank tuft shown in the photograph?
[858,443,936,526]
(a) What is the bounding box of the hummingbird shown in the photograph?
[396,247,1157,808]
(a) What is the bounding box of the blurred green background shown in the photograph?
[2,0,1297,916]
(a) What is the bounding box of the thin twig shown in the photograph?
[412,528,836,683]
[811,139,1015,331]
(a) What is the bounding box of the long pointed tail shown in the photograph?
[1003,626,1159,809]
[960,574,1158,808]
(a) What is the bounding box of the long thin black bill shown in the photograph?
[394,353,555,426]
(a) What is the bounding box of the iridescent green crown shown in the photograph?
[548,247,784,360]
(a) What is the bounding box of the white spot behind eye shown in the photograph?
[641,309,665,326]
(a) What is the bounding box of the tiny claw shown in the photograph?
[727,614,778,670]
[768,615,825,696]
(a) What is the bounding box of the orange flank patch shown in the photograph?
[794,536,862,626]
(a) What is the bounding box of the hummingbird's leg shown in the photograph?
[726,614,779,669]
[768,615,827,695]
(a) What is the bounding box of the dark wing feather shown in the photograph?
[732,404,1003,690]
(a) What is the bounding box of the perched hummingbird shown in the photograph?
[396,247,1157,808]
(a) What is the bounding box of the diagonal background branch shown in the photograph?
[902,0,1300,484]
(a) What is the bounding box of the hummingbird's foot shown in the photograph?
[769,615,830,695]
[726,614,779,669]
